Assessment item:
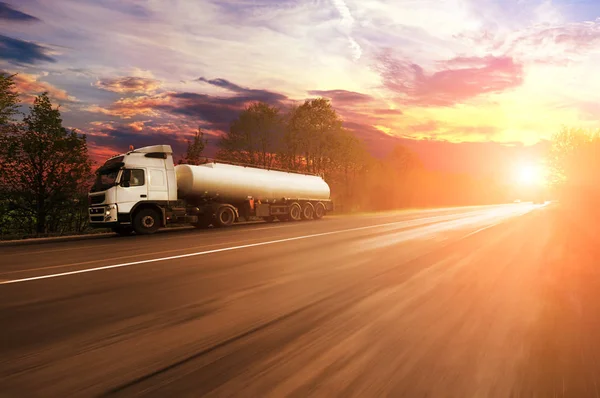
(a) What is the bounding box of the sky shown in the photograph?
[2,0,600,178]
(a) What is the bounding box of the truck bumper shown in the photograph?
[88,204,119,227]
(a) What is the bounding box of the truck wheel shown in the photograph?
[289,202,302,221]
[301,202,314,220]
[314,202,326,219]
[112,226,133,236]
[133,208,161,235]
[215,206,236,228]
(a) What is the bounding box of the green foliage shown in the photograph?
[0,72,20,125]
[181,127,208,165]
[217,102,283,167]
[547,126,600,208]
[0,91,93,235]
[284,98,344,175]
[549,127,600,188]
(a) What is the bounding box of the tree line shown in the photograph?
[547,127,600,212]
[0,71,560,239]
[0,73,92,238]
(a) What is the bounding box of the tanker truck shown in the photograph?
[88,145,334,236]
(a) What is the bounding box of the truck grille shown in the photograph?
[90,194,105,205]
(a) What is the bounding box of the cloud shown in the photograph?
[94,76,161,93]
[87,78,291,133]
[376,51,524,107]
[372,108,403,116]
[0,1,40,22]
[11,72,76,104]
[509,19,600,55]
[85,119,218,164]
[0,35,56,65]
[87,121,188,160]
[165,90,289,132]
[329,0,362,61]
[308,89,373,104]
[85,94,171,119]
[197,77,288,103]
[92,0,153,18]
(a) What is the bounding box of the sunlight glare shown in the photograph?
[516,163,546,186]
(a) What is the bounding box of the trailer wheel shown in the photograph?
[215,206,236,228]
[289,202,302,221]
[133,208,161,235]
[301,202,314,220]
[314,202,326,220]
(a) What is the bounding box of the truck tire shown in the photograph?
[112,226,133,236]
[289,202,302,221]
[301,202,314,220]
[133,208,161,235]
[214,206,236,228]
[314,202,326,219]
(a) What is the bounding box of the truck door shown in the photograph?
[117,168,148,214]
[147,168,168,201]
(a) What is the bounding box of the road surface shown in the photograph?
[1,203,599,397]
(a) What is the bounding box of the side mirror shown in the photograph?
[121,181,130,188]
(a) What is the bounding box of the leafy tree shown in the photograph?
[217,102,283,168]
[327,128,369,207]
[0,72,19,126]
[547,126,600,208]
[181,127,207,165]
[1,92,93,234]
[285,98,343,175]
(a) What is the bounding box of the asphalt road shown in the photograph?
[1,203,599,397]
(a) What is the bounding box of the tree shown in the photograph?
[327,128,369,208]
[1,92,93,234]
[285,98,343,175]
[547,126,600,208]
[217,102,283,168]
[0,72,19,126]
[181,127,207,165]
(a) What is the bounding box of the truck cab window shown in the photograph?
[121,169,145,187]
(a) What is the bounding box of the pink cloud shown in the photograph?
[94,76,161,93]
[376,51,523,107]
[11,72,76,104]
[85,93,172,118]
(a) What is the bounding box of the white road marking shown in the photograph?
[462,222,503,239]
[0,208,530,286]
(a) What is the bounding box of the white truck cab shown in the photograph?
[88,145,177,235]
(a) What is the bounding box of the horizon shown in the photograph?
[1,0,597,180]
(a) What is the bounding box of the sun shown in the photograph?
[515,163,547,186]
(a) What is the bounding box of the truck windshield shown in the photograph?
[90,156,125,192]
[91,170,119,192]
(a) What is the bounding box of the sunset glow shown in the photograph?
[515,162,548,186]
[1,0,599,174]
